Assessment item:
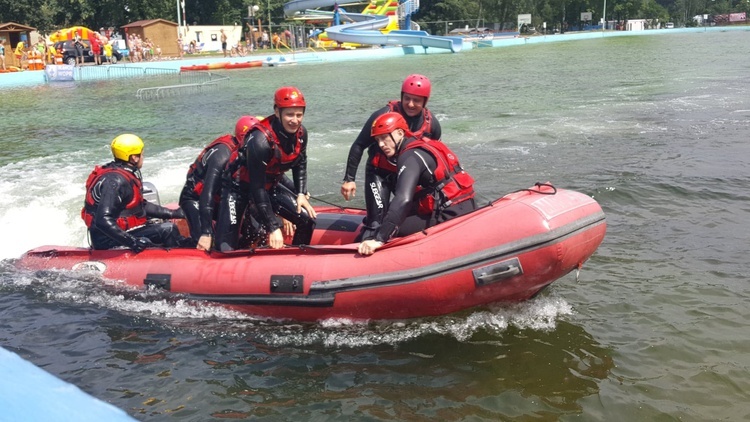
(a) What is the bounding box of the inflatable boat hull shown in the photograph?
[16,185,606,321]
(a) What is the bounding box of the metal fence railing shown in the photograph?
[75,65,179,82]
[51,66,231,100]
[135,72,230,100]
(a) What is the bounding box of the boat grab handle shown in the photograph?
[473,258,522,286]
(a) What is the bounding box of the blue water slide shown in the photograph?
[283,0,463,52]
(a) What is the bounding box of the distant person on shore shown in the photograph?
[103,41,113,64]
[221,29,228,57]
[34,40,45,61]
[357,113,476,256]
[341,74,442,241]
[0,40,6,70]
[179,116,260,251]
[91,35,102,65]
[14,41,26,68]
[82,134,188,252]
[73,34,85,66]
[45,42,56,64]
[177,35,184,58]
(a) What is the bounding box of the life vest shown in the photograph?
[370,101,436,173]
[81,163,147,230]
[400,138,475,216]
[186,134,238,197]
[229,116,304,190]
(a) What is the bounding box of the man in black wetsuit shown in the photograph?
[357,113,477,256]
[82,134,187,252]
[179,116,260,251]
[340,74,442,241]
[214,86,317,251]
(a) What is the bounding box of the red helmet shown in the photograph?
[234,115,260,140]
[371,112,408,137]
[274,86,306,108]
[401,74,431,100]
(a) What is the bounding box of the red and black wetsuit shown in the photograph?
[179,134,239,241]
[82,161,185,250]
[372,137,476,243]
[343,101,441,240]
[214,115,315,251]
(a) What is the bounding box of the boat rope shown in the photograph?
[514,182,557,195]
[309,195,345,209]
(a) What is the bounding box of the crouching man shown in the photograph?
[82,134,187,252]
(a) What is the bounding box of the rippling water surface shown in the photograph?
[1,30,750,420]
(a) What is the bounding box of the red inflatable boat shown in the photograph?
[16,184,606,321]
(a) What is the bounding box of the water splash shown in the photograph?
[2,262,574,348]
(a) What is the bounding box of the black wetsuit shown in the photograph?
[344,102,441,241]
[85,161,186,251]
[373,138,476,243]
[179,135,237,242]
[214,118,315,251]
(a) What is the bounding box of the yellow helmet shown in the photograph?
[110,134,144,161]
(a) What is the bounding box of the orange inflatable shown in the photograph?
[49,26,97,42]
[179,64,210,71]
[207,61,229,70]
[224,60,263,70]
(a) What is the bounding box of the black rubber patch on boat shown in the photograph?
[144,273,171,290]
[270,275,304,293]
[473,258,523,286]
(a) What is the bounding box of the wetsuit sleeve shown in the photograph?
[375,150,437,243]
[292,127,309,195]
[143,201,183,220]
[198,144,231,234]
[343,107,389,182]
[244,130,281,233]
[279,174,295,192]
[92,174,139,248]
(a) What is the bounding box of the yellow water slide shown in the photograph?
[360,0,400,31]
[317,0,400,47]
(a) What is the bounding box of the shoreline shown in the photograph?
[2,26,748,90]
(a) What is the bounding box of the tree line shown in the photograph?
[1,0,747,36]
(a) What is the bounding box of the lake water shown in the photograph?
[1,29,750,420]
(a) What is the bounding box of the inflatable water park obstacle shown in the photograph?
[179,60,264,71]
[16,183,606,321]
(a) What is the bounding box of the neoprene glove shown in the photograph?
[130,237,155,253]
[171,208,186,219]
